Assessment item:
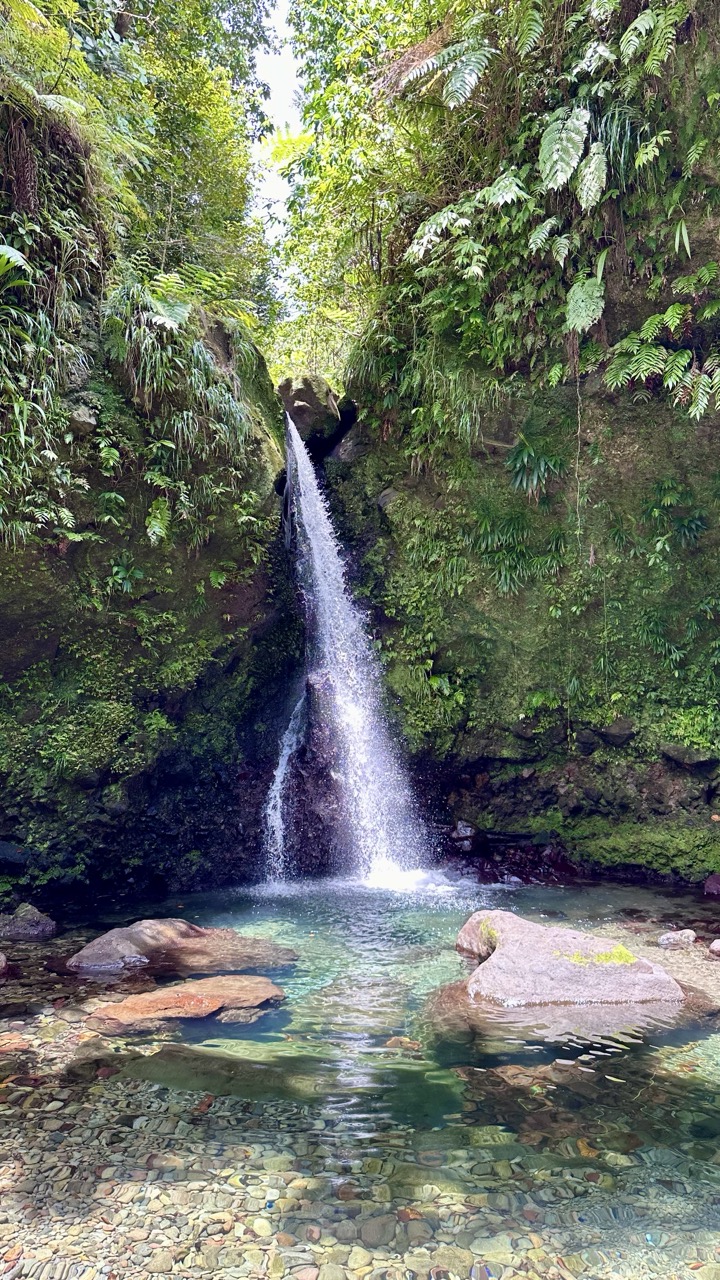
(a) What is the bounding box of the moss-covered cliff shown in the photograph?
[325,380,720,882]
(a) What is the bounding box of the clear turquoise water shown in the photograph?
[110,874,720,1276]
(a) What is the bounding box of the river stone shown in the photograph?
[0,902,56,941]
[359,1214,396,1247]
[709,940,720,958]
[456,909,684,1006]
[66,917,297,975]
[705,874,720,896]
[87,974,284,1033]
[657,929,696,949]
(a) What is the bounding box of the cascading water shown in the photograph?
[263,418,427,884]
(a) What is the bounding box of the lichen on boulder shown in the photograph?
[456,909,684,1007]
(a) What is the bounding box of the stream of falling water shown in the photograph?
[263,419,427,884]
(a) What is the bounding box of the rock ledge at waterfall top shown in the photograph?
[87,975,284,1034]
[67,918,297,975]
[456,909,684,1007]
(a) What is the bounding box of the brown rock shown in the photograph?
[87,975,284,1034]
[455,909,683,1007]
[67,917,297,975]
[0,903,56,942]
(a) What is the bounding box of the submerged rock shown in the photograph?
[657,929,696,949]
[456,909,684,1007]
[66,918,298,975]
[0,903,56,942]
[87,974,284,1033]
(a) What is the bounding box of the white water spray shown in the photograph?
[263,419,427,884]
[264,692,306,881]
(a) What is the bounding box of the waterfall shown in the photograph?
[263,418,426,884]
[264,692,306,882]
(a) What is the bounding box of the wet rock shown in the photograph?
[708,940,720,958]
[0,903,56,941]
[657,929,696,949]
[704,874,720,897]
[455,909,684,1006]
[0,952,5,978]
[597,717,635,747]
[279,374,340,442]
[66,917,297,975]
[359,1214,396,1247]
[317,1265,346,1280]
[87,975,284,1033]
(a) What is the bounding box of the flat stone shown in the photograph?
[455,909,684,1007]
[87,975,284,1033]
[660,741,718,767]
[67,917,297,975]
[657,930,696,949]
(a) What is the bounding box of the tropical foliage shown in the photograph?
[0,0,277,547]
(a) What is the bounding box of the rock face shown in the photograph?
[67,918,298,975]
[87,975,284,1033]
[278,374,340,443]
[456,910,684,1007]
[282,672,350,875]
[0,903,56,941]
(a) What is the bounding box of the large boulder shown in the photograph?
[278,374,340,442]
[456,909,683,1007]
[0,903,56,942]
[87,975,284,1034]
[66,918,297,975]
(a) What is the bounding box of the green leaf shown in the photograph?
[0,244,30,279]
[539,106,590,192]
[528,216,559,253]
[576,142,607,210]
[566,277,605,333]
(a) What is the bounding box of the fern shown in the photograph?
[528,216,559,253]
[146,496,172,545]
[576,142,607,210]
[442,43,496,108]
[566,277,605,333]
[513,1,543,57]
[482,169,530,206]
[539,106,590,192]
[635,130,671,169]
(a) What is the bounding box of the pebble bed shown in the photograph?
[2,889,720,1280]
